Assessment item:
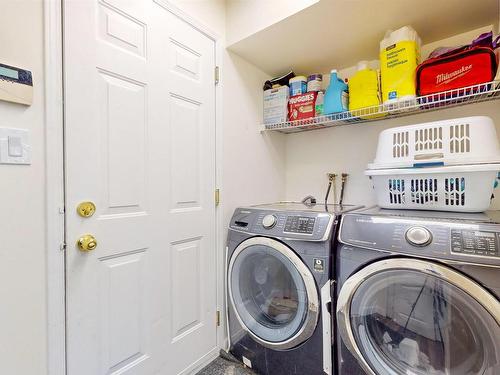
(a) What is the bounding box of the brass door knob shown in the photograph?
[77,234,98,252]
[77,201,96,218]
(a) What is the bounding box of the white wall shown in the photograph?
[169,0,226,36]
[0,1,48,374]
[222,52,286,226]
[225,0,319,45]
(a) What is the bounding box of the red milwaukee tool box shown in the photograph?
[416,46,498,96]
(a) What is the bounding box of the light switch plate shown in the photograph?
[8,136,23,156]
[0,128,31,164]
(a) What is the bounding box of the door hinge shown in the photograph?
[216,310,221,327]
[214,66,220,85]
[215,188,220,206]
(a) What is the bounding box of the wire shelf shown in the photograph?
[261,80,500,134]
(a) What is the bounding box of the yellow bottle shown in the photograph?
[380,26,421,106]
[348,61,383,119]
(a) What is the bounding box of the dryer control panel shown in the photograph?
[451,230,499,258]
[229,208,334,241]
[340,212,500,266]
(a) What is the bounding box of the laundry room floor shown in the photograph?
[197,355,255,375]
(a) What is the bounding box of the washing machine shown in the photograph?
[335,207,500,375]
[226,202,362,375]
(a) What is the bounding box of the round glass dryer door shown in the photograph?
[337,258,500,375]
[228,237,319,350]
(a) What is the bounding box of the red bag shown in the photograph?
[416,46,498,96]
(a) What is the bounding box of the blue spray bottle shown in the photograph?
[324,69,349,114]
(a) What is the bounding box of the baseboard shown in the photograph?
[179,346,219,375]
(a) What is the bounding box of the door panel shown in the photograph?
[169,95,201,210]
[171,238,202,340]
[99,70,147,211]
[169,39,202,80]
[98,4,147,57]
[64,0,217,373]
[100,251,148,371]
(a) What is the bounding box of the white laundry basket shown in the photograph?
[366,164,500,212]
[368,116,500,169]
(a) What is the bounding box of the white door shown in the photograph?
[64,0,217,374]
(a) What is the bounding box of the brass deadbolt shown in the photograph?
[77,234,98,252]
[77,201,96,218]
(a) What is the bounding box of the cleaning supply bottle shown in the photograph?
[348,61,383,118]
[324,70,348,114]
[380,26,421,106]
[315,91,324,116]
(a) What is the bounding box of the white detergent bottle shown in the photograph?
[324,70,349,114]
[315,91,324,115]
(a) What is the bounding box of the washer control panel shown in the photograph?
[284,216,316,234]
[406,226,432,246]
[229,208,334,241]
[451,230,499,257]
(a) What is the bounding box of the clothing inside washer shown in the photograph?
[241,251,300,327]
[230,243,310,344]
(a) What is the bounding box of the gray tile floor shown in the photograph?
[196,356,255,375]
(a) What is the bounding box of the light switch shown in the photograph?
[0,128,31,165]
[8,136,23,157]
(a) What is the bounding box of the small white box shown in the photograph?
[263,86,289,125]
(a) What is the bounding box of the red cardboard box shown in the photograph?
[288,92,317,122]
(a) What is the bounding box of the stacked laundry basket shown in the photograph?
[365,116,500,212]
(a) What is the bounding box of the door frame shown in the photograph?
[44,1,225,374]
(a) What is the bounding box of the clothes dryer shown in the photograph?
[336,207,500,375]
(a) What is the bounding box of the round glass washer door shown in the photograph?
[337,258,500,375]
[228,237,319,350]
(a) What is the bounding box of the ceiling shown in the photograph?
[227,0,500,76]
